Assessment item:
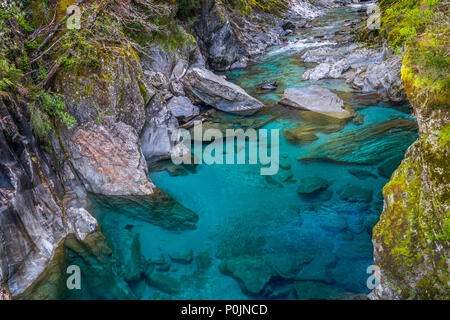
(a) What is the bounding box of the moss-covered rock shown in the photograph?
[369,0,449,300]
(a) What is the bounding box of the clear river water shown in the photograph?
[63,5,418,300]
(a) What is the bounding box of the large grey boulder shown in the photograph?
[183,67,264,115]
[279,85,353,120]
[67,118,155,196]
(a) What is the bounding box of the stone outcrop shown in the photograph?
[0,99,101,298]
[183,67,264,115]
[66,119,155,196]
[301,44,407,102]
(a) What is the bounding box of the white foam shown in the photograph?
[267,38,336,56]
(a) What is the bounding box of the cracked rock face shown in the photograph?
[66,118,155,196]
[0,100,99,299]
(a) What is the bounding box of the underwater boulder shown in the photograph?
[297,177,329,194]
[147,272,181,294]
[377,156,404,178]
[339,185,373,202]
[284,129,319,144]
[297,119,418,165]
[293,281,345,300]
[219,253,313,296]
[169,249,194,264]
[348,168,377,180]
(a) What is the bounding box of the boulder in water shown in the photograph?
[293,281,345,300]
[147,272,180,294]
[297,177,329,194]
[378,156,403,178]
[260,81,278,91]
[183,67,264,115]
[169,249,194,264]
[339,185,373,202]
[348,168,377,180]
[297,119,418,165]
[279,85,354,121]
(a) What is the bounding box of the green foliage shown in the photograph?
[0,59,24,91]
[0,1,77,142]
[177,0,201,19]
[223,0,289,15]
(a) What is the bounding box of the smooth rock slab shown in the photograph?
[279,85,353,120]
[183,68,264,115]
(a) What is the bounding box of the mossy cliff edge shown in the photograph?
[361,0,449,299]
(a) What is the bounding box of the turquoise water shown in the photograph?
[65,6,418,300]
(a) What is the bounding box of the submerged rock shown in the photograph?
[183,68,264,115]
[169,249,194,264]
[297,177,329,194]
[279,85,354,120]
[348,168,378,180]
[377,156,403,178]
[260,81,278,91]
[339,185,373,202]
[219,253,313,295]
[119,232,146,281]
[147,272,180,294]
[284,128,319,144]
[293,281,345,300]
[92,190,199,231]
[298,119,418,165]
